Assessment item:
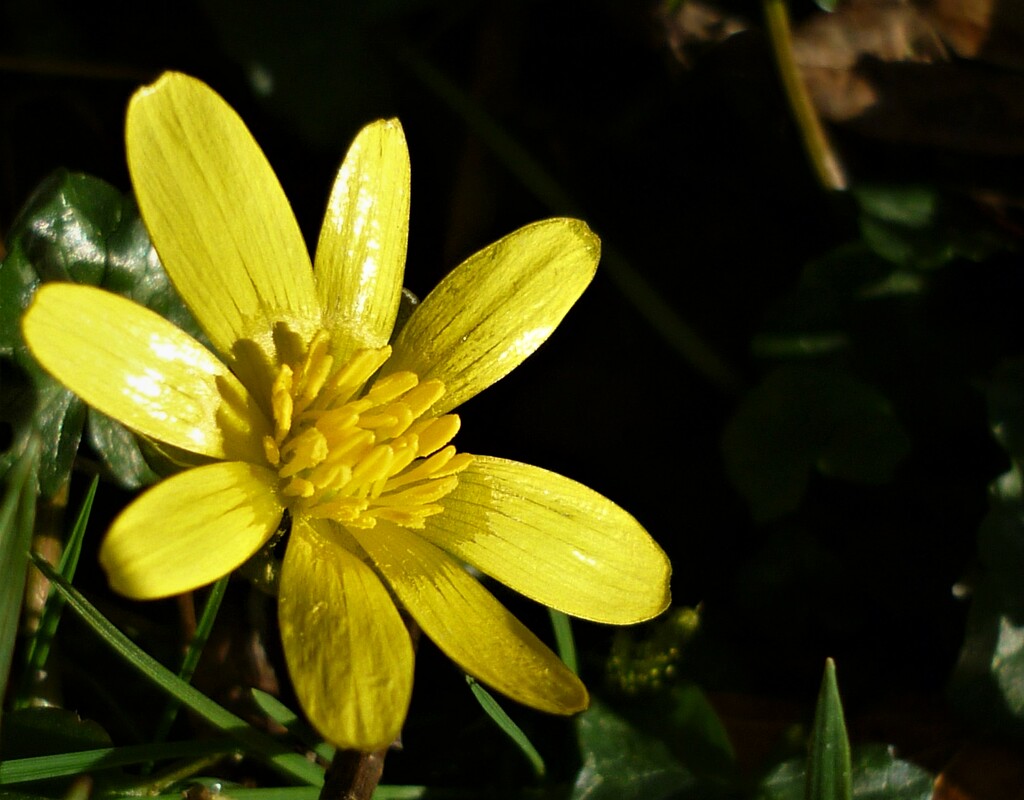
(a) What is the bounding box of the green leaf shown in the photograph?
[987,358,1024,462]
[666,682,736,779]
[7,170,123,286]
[723,366,910,520]
[807,659,852,800]
[0,244,39,358]
[854,187,938,229]
[466,676,545,778]
[86,408,159,490]
[758,746,933,800]
[949,462,1024,733]
[854,185,1009,269]
[571,698,692,800]
[1,170,202,494]
[0,437,39,730]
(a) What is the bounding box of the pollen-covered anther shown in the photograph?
[266,335,473,527]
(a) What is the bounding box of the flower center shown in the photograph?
[263,331,473,529]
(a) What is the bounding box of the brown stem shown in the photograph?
[318,748,388,800]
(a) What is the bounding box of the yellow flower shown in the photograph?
[22,72,671,751]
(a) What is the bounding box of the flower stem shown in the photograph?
[319,748,388,800]
[762,0,847,190]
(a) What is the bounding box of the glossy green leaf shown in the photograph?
[949,462,1024,733]
[571,698,692,800]
[723,365,910,521]
[757,746,933,800]
[1,170,200,494]
[667,682,736,779]
[7,170,123,286]
[854,185,1008,269]
[0,244,38,358]
[808,659,852,800]
[987,358,1024,461]
[86,408,159,490]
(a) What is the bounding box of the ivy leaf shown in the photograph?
[949,462,1024,734]
[758,746,933,800]
[571,698,693,800]
[0,170,199,493]
[722,365,910,521]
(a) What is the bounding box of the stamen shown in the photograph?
[266,340,473,528]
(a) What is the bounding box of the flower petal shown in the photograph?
[99,462,283,599]
[423,456,671,624]
[384,218,600,414]
[126,71,320,390]
[314,119,409,363]
[279,518,414,750]
[351,521,587,714]
[22,284,270,462]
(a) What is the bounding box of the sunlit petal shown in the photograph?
[99,462,282,599]
[314,119,409,363]
[279,518,414,750]
[352,521,588,714]
[424,456,671,624]
[126,71,320,391]
[22,284,270,462]
[384,218,600,414]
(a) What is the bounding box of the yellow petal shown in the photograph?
[314,119,409,363]
[424,456,671,624]
[279,518,413,750]
[351,521,588,714]
[99,462,283,599]
[126,71,320,391]
[384,218,600,414]
[22,284,270,462]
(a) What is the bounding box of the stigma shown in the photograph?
[263,331,473,528]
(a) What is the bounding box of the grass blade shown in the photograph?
[151,574,230,744]
[17,474,98,707]
[29,553,324,787]
[466,676,545,778]
[806,658,852,800]
[549,609,578,675]
[0,436,39,731]
[251,688,335,763]
[0,739,237,784]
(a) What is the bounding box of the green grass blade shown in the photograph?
[806,658,852,800]
[29,554,324,787]
[151,574,230,744]
[465,676,545,778]
[251,688,335,762]
[0,436,40,731]
[146,787,435,800]
[548,609,578,675]
[17,474,98,707]
[0,739,237,784]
